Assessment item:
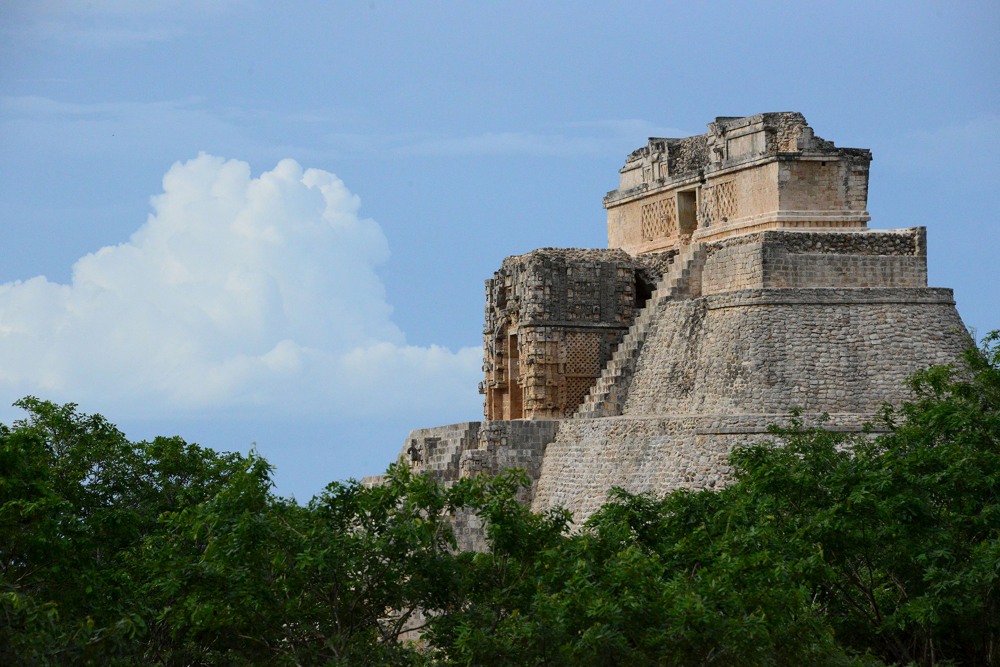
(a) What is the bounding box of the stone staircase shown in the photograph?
[574,242,706,419]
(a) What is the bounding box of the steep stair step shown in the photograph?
[573,242,705,419]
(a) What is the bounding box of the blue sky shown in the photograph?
[1,1,997,500]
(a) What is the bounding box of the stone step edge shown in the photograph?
[573,243,705,419]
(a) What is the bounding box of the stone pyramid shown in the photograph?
[365,113,970,544]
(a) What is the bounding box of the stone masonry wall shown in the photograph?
[622,288,967,416]
[779,158,871,213]
[482,248,662,419]
[531,412,880,524]
[701,229,927,295]
[531,284,970,524]
[699,234,767,293]
[365,420,561,552]
[400,422,482,483]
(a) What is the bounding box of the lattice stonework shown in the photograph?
[564,377,594,417]
[714,180,738,221]
[565,333,602,376]
[640,196,677,241]
[700,187,716,226]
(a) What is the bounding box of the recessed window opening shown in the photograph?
[677,190,698,240]
[635,271,655,309]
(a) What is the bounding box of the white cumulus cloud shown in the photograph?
[0,154,482,419]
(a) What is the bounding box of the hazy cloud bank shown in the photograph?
[330,120,693,159]
[0,154,481,419]
[2,1,242,47]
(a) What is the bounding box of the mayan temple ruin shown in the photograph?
[365,112,970,548]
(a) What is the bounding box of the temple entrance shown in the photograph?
[635,270,655,309]
[677,189,698,242]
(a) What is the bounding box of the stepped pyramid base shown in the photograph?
[532,281,969,523]
[377,229,970,528]
[531,412,872,523]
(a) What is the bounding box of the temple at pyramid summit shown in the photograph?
[364,112,971,548]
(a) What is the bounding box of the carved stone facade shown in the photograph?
[480,249,663,420]
[606,112,872,255]
[365,113,971,542]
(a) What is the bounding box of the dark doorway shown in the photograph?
[635,270,655,309]
[677,190,698,241]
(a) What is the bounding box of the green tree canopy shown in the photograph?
[429,334,1000,666]
[2,333,998,665]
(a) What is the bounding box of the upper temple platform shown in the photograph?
[604,112,873,255]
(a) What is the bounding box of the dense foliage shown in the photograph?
[2,334,998,665]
